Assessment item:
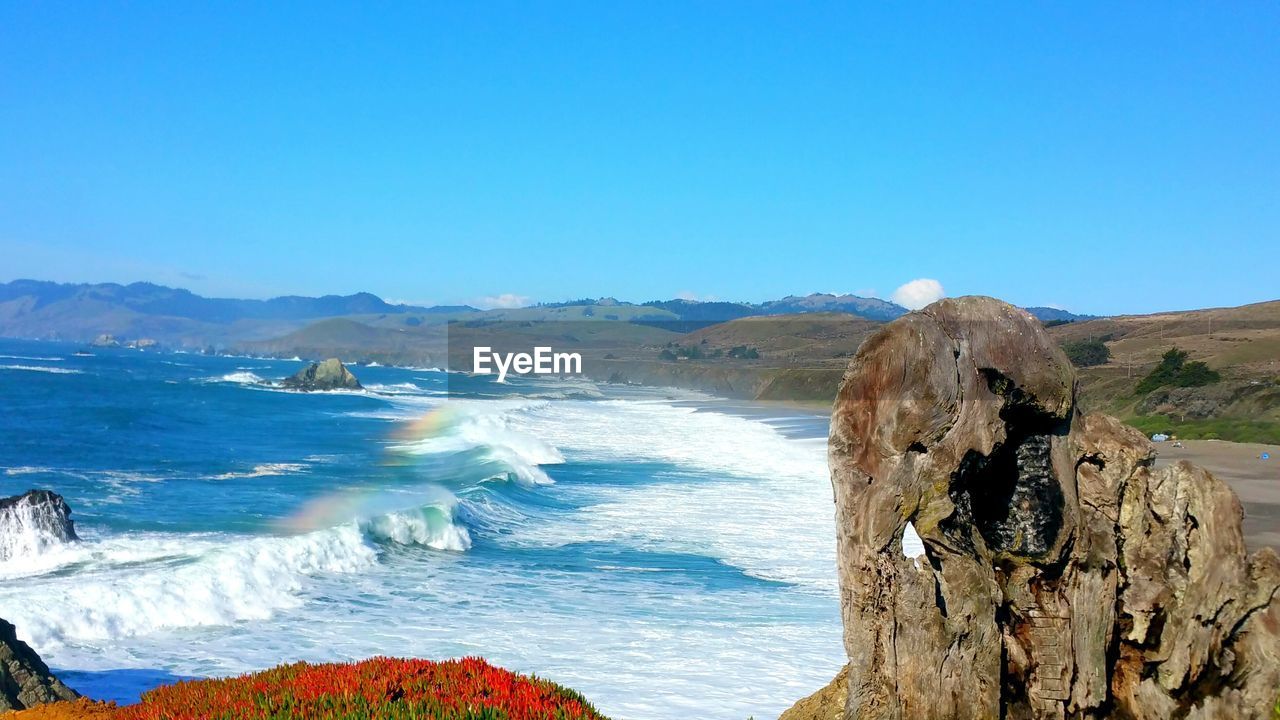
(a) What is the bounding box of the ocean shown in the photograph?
[0,338,848,719]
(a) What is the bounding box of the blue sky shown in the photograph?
[1,3,1276,314]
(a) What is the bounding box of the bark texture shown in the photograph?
[827,296,1280,720]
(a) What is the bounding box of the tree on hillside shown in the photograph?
[1136,347,1221,394]
[1062,339,1110,367]
[1175,360,1221,387]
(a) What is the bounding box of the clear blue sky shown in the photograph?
[1,3,1276,314]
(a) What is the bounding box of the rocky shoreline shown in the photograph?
[0,618,79,712]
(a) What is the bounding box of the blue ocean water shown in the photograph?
[0,339,843,719]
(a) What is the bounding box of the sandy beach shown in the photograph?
[1153,440,1280,551]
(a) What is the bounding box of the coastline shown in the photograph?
[0,339,846,719]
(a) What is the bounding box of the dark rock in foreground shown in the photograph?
[280,358,362,391]
[0,490,79,561]
[817,296,1279,719]
[0,617,80,711]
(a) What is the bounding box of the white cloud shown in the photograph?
[853,287,879,298]
[474,293,532,310]
[891,278,945,310]
[675,290,719,302]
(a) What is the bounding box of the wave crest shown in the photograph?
[0,526,377,647]
[360,505,471,552]
[214,371,265,384]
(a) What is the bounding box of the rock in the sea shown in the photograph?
[815,296,1280,720]
[0,490,79,562]
[0,617,80,711]
[280,358,362,391]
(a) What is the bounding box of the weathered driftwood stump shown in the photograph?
[828,296,1280,720]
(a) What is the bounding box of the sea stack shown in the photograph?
[281,358,362,391]
[0,490,79,562]
[820,296,1280,719]
[0,617,80,711]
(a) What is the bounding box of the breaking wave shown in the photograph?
[0,526,378,648]
[213,371,265,384]
[389,403,564,487]
[360,505,471,552]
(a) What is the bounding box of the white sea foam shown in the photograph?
[211,463,308,480]
[3,466,55,476]
[485,397,839,591]
[213,371,266,384]
[364,382,427,395]
[0,525,377,648]
[0,354,63,361]
[0,364,82,374]
[0,496,76,563]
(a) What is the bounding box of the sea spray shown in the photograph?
[0,491,78,563]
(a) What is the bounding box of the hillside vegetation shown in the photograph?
[1047,300,1280,442]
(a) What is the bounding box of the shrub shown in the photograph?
[1175,360,1220,387]
[116,657,608,720]
[1061,339,1109,367]
[1136,347,1220,394]
[728,345,760,360]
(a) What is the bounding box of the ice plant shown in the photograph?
[116,657,608,720]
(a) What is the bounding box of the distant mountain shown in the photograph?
[1023,306,1098,323]
[0,278,1096,350]
[0,279,473,346]
[640,300,758,322]
[757,294,906,321]
[0,279,469,322]
[639,293,907,322]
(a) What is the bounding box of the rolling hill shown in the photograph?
[1046,300,1280,441]
[4,278,1273,440]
